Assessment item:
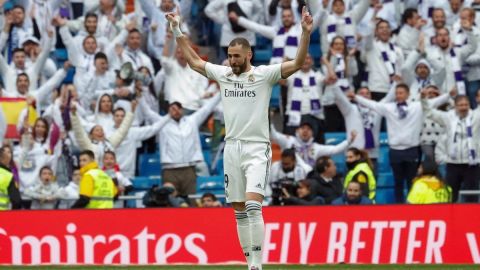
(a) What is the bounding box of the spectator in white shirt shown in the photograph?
[396,8,427,57]
[0,32,53,95]
[270,121,356,171]
[362,18,404,100]
[322,36,358,132]
[422,8,449,46]
[82,52,117,110]
[423,94,480,202]
[56,167,80,209]
[268,148,307,199]
[116,28,155,76]
[24,166,59,210]
[112,106,170,178]
[205,0,263,54]
[267,0,302,27]
[20,36,57,88]
[229,7,302,65]
[350,83,448,202]
[284,54,325,142]
[102,150,133,208]
[422,20,477,97]
[160,31,209,113]
[454,8,480,109]
[71,12,109,52]
[356,0,403,37]
[445,0,464,27]
[142,94,221,199]
[312,0,370,54]
[3,5,33,61]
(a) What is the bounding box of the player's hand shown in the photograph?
[165,7,181,28]
[301,6,313,34]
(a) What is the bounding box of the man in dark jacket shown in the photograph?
[307,156,343,204]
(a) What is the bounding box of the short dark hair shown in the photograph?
[17,73,29,82]
[79,150,95,160]
[169,101,183,109]
[85,12,98,20]
[228,38,251,51]
[396,83,410,93]
[402,8,418,25]
[12,48,25,56]
[281,148,296,160]
[95,52,108,62]
[104,150,116,159]
[454,95,470,105]
[201,193,217,201]
[83,35,97,45]
[12,5,25,12]
[315,156,332,174]
[376,19,390,29]
[39,165,53,176]
[113,107,125,114]
[129,28,141,35]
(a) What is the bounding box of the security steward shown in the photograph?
[407,159,452,204]
[71,150,117,209]
[0,146,21,210]
[344,148,377,201]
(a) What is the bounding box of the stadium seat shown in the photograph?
[253,49,272,65]
[132,176,161,190]
[309,43,322,60]
[203,150,212,170]
[138,153,161,177]
[197,175,225,193]
[325,132,347,145]
[375,187,395,204]
[377,172,394,188]
[199,132,212,150]
[256,35,272,50]
[270,84,281,109]
[55,48,69,61]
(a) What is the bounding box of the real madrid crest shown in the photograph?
[248,74,255,82]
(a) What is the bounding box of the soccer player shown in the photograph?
[166,7,313,270]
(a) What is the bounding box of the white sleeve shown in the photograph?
[205,62,228,81]
[260,64,282,84]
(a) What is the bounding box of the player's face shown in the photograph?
[103,153,116,168]
[432,10,446,29]
[357,88,371,100]
[395,87,409,103]
[228,44,251,75]
[415,64,430,79]
[455,98,470,118]
[375,22,391,42]
[435,29,450,50]
[332,0,345,15]
[297,125,313,142]
[346,182,362,201]
[281,9,294,28]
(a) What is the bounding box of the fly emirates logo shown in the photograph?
[224,83,256,98]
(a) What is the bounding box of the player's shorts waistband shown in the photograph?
[225,139,271,146]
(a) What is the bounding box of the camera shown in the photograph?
[143,185,174,207]
[270,178,297,206]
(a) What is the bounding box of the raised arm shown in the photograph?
[332,86,353,116]
[32,63,69,104]
[56,18,82,67]
[32,31,54,76]
[270,123,294,149]
[421,96,449,126]
[166,11,207,77]
[190,94,221,126]
[354,95,388,115]
[280,6,313,79]
[350,0,370,24]
[234,15,277,40]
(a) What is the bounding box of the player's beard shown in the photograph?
[231,58,247,75]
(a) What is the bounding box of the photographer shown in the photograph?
[143,182,189,208]
[282,179,325,206]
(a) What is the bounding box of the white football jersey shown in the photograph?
[205,63,282,143]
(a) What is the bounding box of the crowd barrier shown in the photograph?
[0,204,479,265]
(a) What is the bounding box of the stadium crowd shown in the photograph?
[0,0,479,210]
